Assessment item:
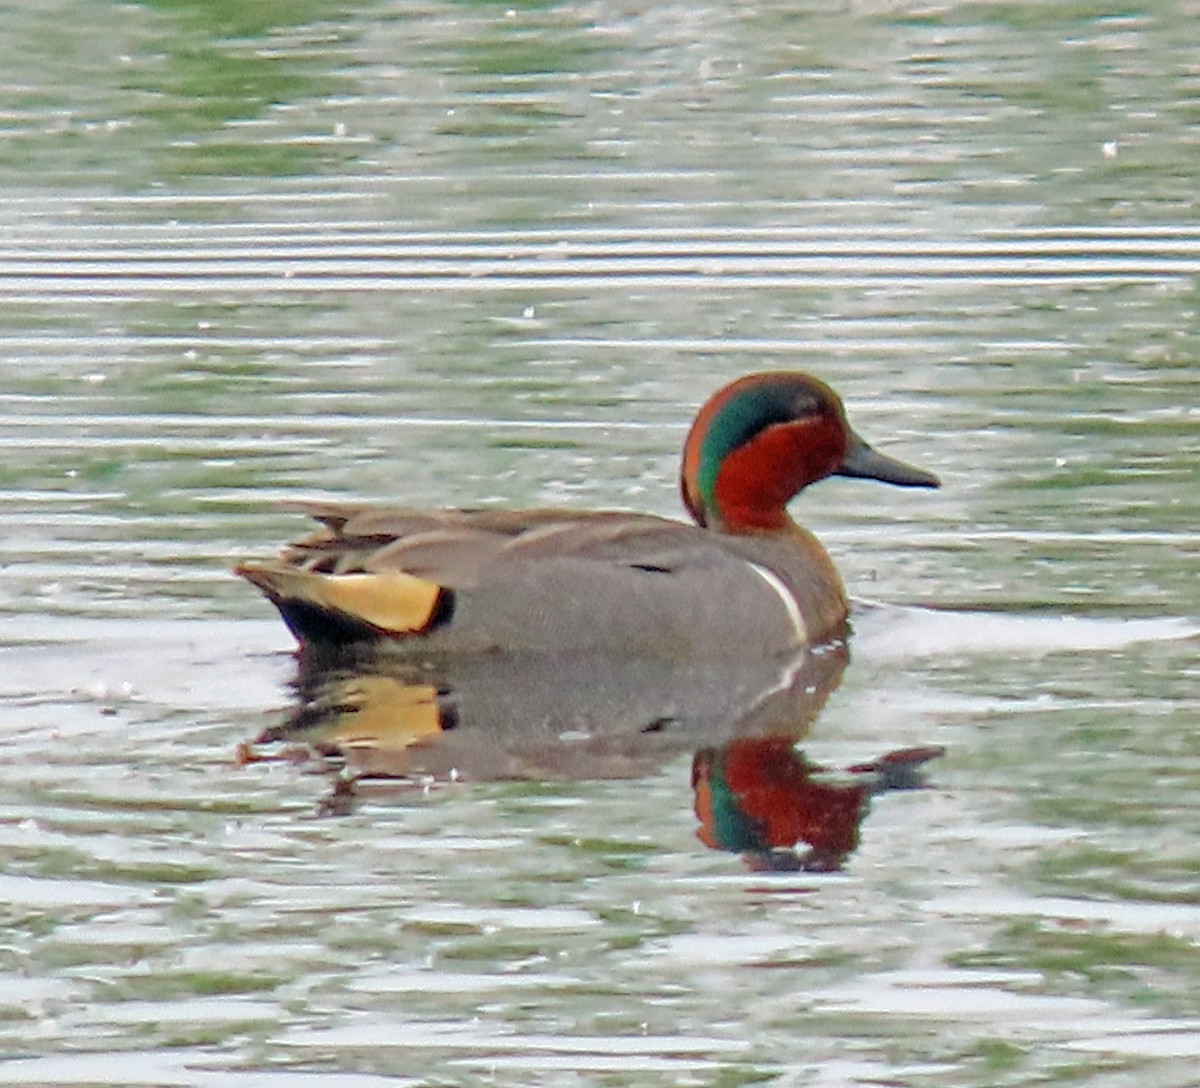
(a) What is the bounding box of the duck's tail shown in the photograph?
[235,562,454,644]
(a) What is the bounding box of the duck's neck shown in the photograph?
[707,506,795,535]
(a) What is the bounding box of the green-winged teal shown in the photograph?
[237,372,939,657]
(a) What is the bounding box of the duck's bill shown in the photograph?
[836,434,941,488]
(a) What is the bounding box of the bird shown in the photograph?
[236,371,939,658]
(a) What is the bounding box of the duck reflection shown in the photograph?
[693,739,943,872]
[242,642,941,871]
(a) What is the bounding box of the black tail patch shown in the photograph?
[271,586,456,646]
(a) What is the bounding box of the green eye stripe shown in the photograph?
[696,387,794,513]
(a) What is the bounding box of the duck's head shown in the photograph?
[681,371,939,532]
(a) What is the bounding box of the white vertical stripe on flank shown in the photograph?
[746,562,808,645]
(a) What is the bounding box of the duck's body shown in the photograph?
[241,504,845,656]
[238,372,938,658]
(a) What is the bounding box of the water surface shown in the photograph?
[1,2,1199,1085]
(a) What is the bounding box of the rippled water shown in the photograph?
[2,2,1199,1085]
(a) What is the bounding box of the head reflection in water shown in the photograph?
[692,740,943,872]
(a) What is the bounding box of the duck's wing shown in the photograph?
[275,503,616,577]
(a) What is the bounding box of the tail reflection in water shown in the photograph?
[241,641,941,871]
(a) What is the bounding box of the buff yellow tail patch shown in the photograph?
[236,563,445,636]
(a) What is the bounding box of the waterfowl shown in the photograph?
[237,372,939,658]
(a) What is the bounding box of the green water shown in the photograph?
[1,2,1198,1085]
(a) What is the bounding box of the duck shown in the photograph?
[236,371,939,658]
